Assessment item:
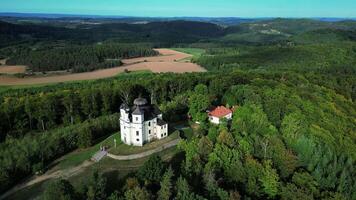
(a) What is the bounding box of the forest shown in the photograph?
[3,43,157,72]
[0,18,355,200]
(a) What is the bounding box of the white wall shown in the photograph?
[209,113,233,124]
[157,124,168,139]
[120,109,168,146]
[209,116,220,124]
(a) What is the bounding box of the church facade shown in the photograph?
[120,97,168,146]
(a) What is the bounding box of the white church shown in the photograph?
[120,97,168,146]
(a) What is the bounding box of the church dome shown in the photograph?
[134,97,148,106]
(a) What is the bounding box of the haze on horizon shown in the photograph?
[0,0,355,18]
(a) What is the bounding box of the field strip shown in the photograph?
[0,49,206,86]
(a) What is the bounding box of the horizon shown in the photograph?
[1,0,356,18]
[0,12,355,20]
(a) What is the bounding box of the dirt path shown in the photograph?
[0,160,94,200]
[107,139,180,160]
[0,138,180,200]
[0,49,206,86]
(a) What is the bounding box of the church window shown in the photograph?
[136,131,139,136]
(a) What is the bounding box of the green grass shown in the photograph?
[57,133,121,170]
[6,146,181,200]
[171,48,205,62]
[181,127,194,140]
[108,131,180,155]
[4,179,49,200]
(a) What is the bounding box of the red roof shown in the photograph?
[208,106,232,118]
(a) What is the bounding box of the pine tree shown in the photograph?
[158,167,174,200]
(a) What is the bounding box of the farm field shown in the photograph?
[0,65,26,74]
[0,49,206,86]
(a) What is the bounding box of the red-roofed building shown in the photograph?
[208,106,233,124]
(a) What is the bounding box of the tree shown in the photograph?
[107,191,120,200]
[77,125,93,148]
[217,130,235,148]
[188,93,209,122]
[259,160,280,199]
[138,155,164,184]
[175,176,196,200]
[124,186,151,200]
[43,179,76,200]
[85,170,107,200]
[197,136,214,161]
[207,126,218,143]
[62,91,81,125]
[194,84,208,95]
[158,167,174,200]
[189,84,210,122]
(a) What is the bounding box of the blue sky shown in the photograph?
[0,0,355,18]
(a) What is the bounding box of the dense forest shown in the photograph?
[4,43,157,72]
[0,17,355,199]
[0,70,355,199]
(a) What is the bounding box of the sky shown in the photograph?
[0,0,355,18]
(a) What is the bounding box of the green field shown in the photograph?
[171,48,205,61]
[57,133,121,170]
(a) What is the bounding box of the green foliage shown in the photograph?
[0,114,119,193]
[259,160,280,198]
[43,179,76,200]
[158,167,174,200]
[6,43,157,72]
[85,171,107,200]
[0,21,356,199]
[189,85,210,122]
[124,186,151,200]
[137,155,165,184]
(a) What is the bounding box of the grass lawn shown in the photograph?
[68,146,182,195]
[171,48,205,57]
[108,131,180,155]
[57,133,121,170]
[171,48,205,62]
[6,146,182,200]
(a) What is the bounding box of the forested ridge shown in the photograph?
[0,70,355,199]
[4,43,157,72]
[0,17,355,199]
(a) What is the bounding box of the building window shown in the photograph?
[136,139,139,142]
[149,130,151,134]
[148,122,151,126]
[161,126,163,129]
[136,117,138,121]
[161,134,163,137]
[136,131,139,136]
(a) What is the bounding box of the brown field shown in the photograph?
[0,49,206,86]
[0,59,27,74]
[0,65,27,74]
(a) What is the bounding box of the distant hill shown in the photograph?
[0,20,225,46]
